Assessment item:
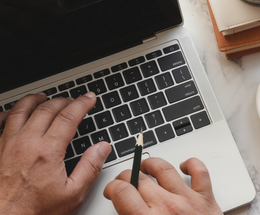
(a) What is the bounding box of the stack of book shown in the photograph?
[207,0,260,59]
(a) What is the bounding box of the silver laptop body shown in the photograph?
[0,0,255,214]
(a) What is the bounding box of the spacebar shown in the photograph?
[162,96,204,121]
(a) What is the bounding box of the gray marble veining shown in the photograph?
[180,0,260,214]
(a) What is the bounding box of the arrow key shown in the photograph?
[155,124,175,142]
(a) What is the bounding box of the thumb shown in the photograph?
[67,142,111,195]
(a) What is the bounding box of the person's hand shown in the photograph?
[0,92,111,215]
[104,157,223,215]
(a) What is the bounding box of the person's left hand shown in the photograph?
[0,92,111,215]
[104,157,223,215]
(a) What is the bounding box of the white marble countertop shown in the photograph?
[179,0,260,214]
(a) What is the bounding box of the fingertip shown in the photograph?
[83,91,96,98]
[96,141,111,159]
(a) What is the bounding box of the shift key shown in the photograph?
[162,96,204,121]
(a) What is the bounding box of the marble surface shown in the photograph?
[179,0,260,214]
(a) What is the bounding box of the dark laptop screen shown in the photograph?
[0,0,182,94]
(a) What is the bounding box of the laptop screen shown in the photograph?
[0,0,182,94]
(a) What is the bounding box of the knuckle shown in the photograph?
[9,106,28,116]
[84,158,103,180]
[155,162,175,175]
[36,103,56,115]
[57,109,77,126]
[113,181,131,197]
[162,199,185,215]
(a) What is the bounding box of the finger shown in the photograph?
[180,158,213,198]
[104,178,150,215]
[44,92,96,150]
[22,97,74,138]
[0,110,9,128]
[141,157,189,195]
[115,169,168,206]
[67,142,111,198]
[0,110,10,137]
[3,93,47,139]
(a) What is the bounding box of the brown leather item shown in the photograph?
[207,0,260,59]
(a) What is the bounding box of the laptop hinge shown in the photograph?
[142,35,157,44]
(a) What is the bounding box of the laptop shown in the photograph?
[0,0,255,214]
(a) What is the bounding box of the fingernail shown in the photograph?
[67,97,74,101]
[98,142,112,158]
[84,92,96,98]
[37,92,46,96]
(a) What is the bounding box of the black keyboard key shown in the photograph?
[163,44,179,54]
[130,98,149,116]
[65,143,74,160]
[43,87,57,96]
[0,106,3,112]
[102,91,121,109]
[120,85,139,102]
[105,73,124,90]
[52,92,69,98]
[88,97,104,115]
[72,136,92,155]
[58,81,75,91]
[78,117,96,135]
[173,118,193,136]
[88,79,107,95]
[155,72,174,89]
[91,129,111,144]
[128,56,145,66]
[165,81,198,103]
[148,92,167,109]
[145,110,164,128]
[155,124,175,142]
[191,111,210,129]
[158,52,185,72]
[109,123,128,141]
[137,79,156,96]
[112,105,131,122]
[123,67,142,84]
[4,100,18,110]
[163,96,204,122]
[143,131,157,148]
[172,66,192,83]
[94,68,110,79]
[115,137,136,157]
[70,85,87,98]
[111,62,128,72]
[127,117,146,135]
[140,60,160,78]
[105,146,117,163]
[76,75,92,85]
[94,111,114,129]
[146,50,162,60]
[65,156,81,176]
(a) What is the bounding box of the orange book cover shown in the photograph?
[207,0,260,59]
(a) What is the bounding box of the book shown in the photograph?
[207,0,260,59]
[208,0,260,36]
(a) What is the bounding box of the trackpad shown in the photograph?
[74,153,150,215]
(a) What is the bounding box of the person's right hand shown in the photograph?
[104,157,224,215]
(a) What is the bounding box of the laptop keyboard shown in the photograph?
[0,43,211,176]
